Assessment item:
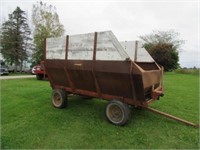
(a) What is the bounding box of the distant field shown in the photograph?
[175,68,199,75]
[1,72,199,149]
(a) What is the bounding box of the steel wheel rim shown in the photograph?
[53,93,61,106]
[107,104,124,124]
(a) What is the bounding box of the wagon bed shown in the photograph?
[43,31,198,127]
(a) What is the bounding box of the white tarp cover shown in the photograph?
[46,31,154,62]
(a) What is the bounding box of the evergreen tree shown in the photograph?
[1,7,31,72]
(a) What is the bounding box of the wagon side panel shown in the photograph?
[67,60,97,93]
[95,61,133,99]
[45,60,70,88]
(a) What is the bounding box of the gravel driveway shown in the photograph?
[0,75,36,80]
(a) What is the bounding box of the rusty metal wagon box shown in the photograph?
[44,31,164,125]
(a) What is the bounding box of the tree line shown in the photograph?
[0,1,64,72]
[0,1,183,72]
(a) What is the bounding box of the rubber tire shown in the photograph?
[52,89,67,108]
[36,74,43,80]
[106,100,131,126]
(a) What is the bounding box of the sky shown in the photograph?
[0,0,199,68]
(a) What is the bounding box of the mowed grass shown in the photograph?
[1,72,199,149]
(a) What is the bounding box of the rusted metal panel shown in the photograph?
[45,60,70,87]
[136,62,159,70]
[142,70,162,89]
[95,61,133,99]
[67,60,96,92]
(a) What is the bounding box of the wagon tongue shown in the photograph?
[144,107,200,128]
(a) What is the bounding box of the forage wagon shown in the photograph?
[43,31,198,127]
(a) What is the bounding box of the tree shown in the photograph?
[140,30,184,71]
[0,7,31,72]
[32,1,65,65]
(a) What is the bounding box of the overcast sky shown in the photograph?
[0,0,199,68]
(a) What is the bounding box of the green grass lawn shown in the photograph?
[1,72,199,149]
